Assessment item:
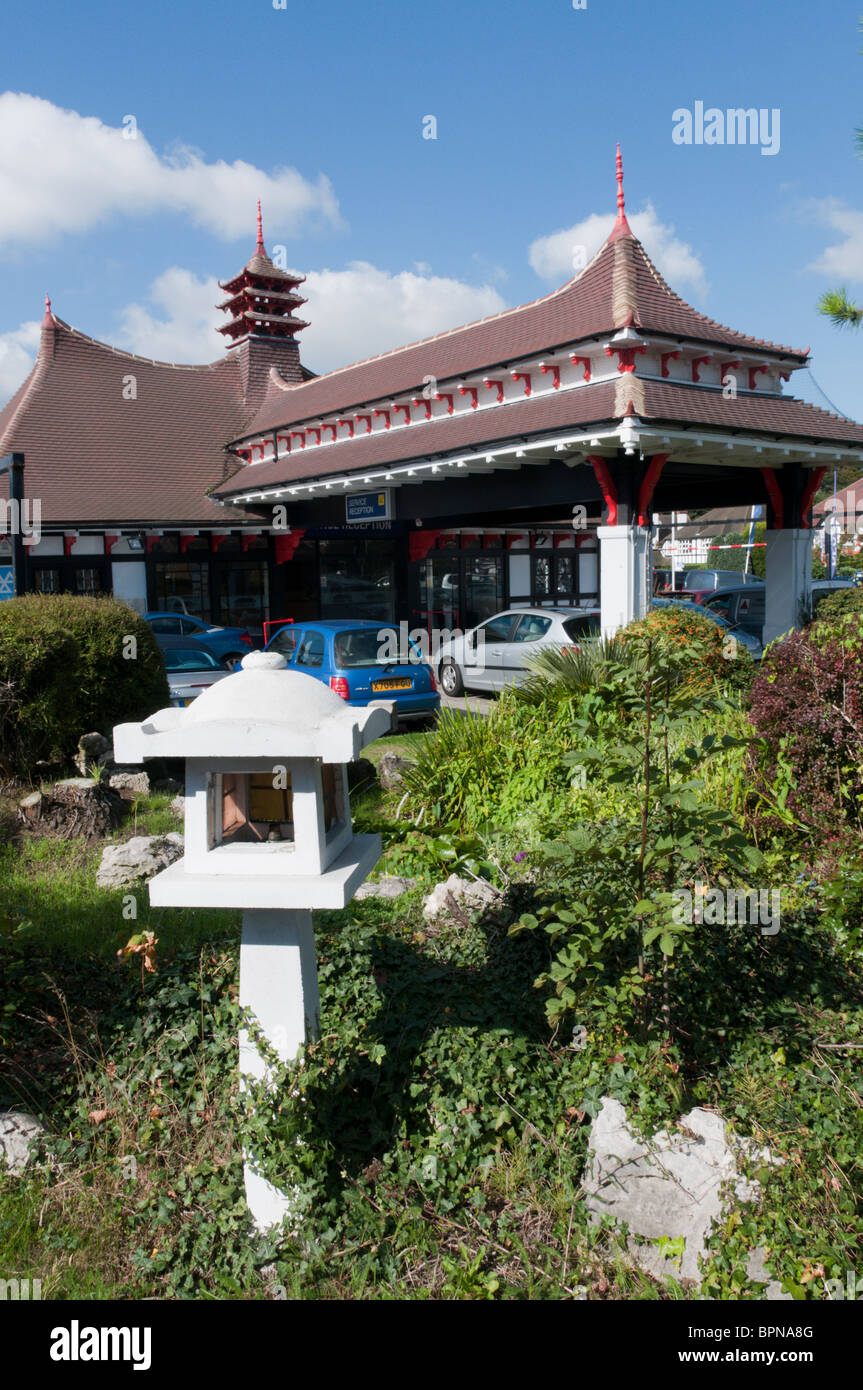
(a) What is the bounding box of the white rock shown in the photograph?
[96,834,184,890]
[584,1097,782,1287]
[108,770,150,799]
[422,874,499,921]
[0,1111,44,1174]
[355,875,415,900]
[169,794,185,818]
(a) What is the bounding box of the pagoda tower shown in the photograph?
[217,203,309,404]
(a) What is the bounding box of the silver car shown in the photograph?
[162,644,231,707]
[437,607,600,696]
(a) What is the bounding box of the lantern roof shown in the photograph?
[113,652,393,763]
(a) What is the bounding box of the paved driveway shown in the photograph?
[439,691,494,717]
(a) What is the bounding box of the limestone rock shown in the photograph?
[169,794,185,818]
[584,1097,782,1287]
[355,875,416,900]
[0,1111,44,1174]
[378,751,415,789]
[96,833,184,890]
[108,770,150,800]
[75,732,112,776]
[422,873,499,921]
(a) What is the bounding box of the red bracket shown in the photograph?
[720,359,740,383]
[540,364,560,390]
[355,414,373,433]
[800,466,827,529]
[588,455,618,525]
[511,371,532,396]
[104,534,119,554]
[412,397,433,420]
[322,423,337,442]
[274,530,306,564]
[210,534,230,553]
[749,365,769,391]
[276,434,292,454]
[435,393,454,415]
[179,533,198,555]
[459,385,479,408]
[760,467,785,529]
[306,428,321,446]
[482,533,501,549]
[691,355,712,384]
[338,419,355,438]
[374,409,391,429]
[779,371,791,384]
[408,529,442,562]
[290,431,306,449]
[606,345,646,374]
[660,350,681,378]
[393,403,411,425]
[637,453,669,526]
[144,535,160,555]
[241,532,262,552]
[505,533,528,549]
[63,533,78,556]
[483,378,504,402]
[571,355,592,382]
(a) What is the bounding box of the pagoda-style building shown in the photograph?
[3,154,863,645]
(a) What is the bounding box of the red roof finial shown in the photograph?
[256,200,265,253]
[43,293,52,322]
[608,143,632,241]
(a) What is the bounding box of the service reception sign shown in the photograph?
[346,490,391,524]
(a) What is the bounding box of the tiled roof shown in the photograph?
[0,313,256,525]
[239,228,809,439]
[215,374,863,499]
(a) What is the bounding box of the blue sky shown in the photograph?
[2,0,863,422]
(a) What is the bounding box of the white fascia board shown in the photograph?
[113,703,393,764]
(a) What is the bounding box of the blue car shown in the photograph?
[264,620,440,722]
[144,611,254,668]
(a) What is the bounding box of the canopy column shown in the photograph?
[597,523,651,637]
[763,530,812,646]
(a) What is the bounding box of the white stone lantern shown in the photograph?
[113,650,394,1228]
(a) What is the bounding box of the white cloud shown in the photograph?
[0,319,41,400]
[0,92,340,249]
[117,261,508,372]
[117,268,224,363]
[804,198,863,280]
[528,202,708,298]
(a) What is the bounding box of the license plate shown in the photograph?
[372,678,412,692]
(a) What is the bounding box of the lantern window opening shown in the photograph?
[208,769,297,851]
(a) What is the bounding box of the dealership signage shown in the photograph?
[346,489,391,524]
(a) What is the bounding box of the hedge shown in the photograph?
[0,594,169,777]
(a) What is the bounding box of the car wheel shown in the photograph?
[222,652,245,671]
[439,660,464,697]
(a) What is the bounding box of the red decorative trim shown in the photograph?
[460,533,480,549]
[459,385,479,408]
[606,345,646,374]
[337,418,355,438]
[355,414,373,433]
[505,533,528,549]
[481,533,501,549]
[408,529,441,562]
[779,371,791,384]
[290,431,306,449]
[760,468,785,530]
[276,434,292,454]
[274,530,306,564]
[691,355,712,384]
[104,534,119,554]
[435,393,454,414]
[749,365,769,391]
[511,371,532,396]
[63,533,78,556]
[306,428,321,446]
[540,364,560,390]
[241,531,262,552]
[412,397,433,420]
[374,409,391,429]
[322,423,337,442]
[210,533,230,552]
[637,453,669,526]
[483,378,504,402]
[571,355,592,382]
[800,466,827,529]
[588,454,618,525]
[393,403,411,425]
[236,448,252,464]
[179,533,198,555]
[552,532,568,549]
[144,534,161,555]
[660,350,681,378]
[720,359,740,381]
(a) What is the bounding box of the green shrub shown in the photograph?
[514,634,645,707]
[0,594,168,776]
[622,604,754,696]
[811,584,863,623]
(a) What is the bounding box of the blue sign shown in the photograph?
[0,567,13,600]
[346,489,391,524]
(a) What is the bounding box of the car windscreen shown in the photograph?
[163,648,221,672]
[562,616,600,640]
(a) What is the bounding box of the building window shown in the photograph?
[75,567,103,595]
[34,568,62,594]
[319,538,395,623]
[154,562,209,621]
